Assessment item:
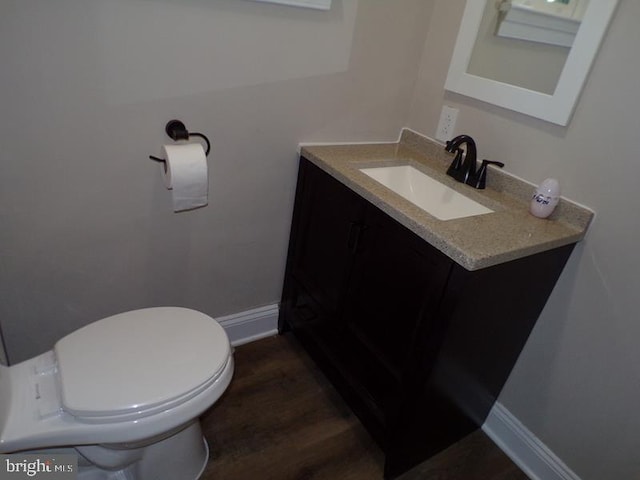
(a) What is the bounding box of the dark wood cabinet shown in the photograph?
[279,157,574,478]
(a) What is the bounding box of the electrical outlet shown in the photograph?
[436,106,459,142]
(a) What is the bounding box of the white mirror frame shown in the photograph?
[444,0,618,126]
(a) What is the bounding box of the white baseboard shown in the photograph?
[216,304,279,347]
[483,402,581,480]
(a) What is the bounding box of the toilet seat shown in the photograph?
[54,307,231,423]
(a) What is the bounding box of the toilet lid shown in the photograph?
[54,307,231,420]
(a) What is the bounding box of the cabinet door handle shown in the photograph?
[347,222,363,254]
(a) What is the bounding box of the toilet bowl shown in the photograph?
[0,307,234,480]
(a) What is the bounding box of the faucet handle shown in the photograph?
[468,159,504,189]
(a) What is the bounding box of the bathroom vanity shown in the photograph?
[279,131,592,479]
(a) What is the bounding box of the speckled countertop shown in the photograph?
[300,129,593,271]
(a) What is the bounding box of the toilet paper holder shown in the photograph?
[149,120,211,172]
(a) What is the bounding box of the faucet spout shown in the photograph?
[445,135,477,184]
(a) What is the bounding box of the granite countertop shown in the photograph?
[299,130,593,271]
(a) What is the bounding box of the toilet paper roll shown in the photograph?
[161,143,208,212]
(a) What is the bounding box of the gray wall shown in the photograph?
[0,0,433,363]
[409,1,638,479]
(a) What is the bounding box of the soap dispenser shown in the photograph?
[530,178,560,218]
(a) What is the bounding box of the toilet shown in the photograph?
[0,306,234,480]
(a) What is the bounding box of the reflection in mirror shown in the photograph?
[444,0,618,126]
[497,0,589,48]
[467,0,580,94]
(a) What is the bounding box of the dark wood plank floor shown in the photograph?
[200,334,528,480]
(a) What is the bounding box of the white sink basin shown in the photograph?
[359,165,493,221]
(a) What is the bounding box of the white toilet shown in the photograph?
[0,306,234,480]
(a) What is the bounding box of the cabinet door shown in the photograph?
[290,159,365,318]
[343,204,453,384]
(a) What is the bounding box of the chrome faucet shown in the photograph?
[445,134,477,184]
[444,134,504,189]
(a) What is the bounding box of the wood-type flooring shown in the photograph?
[200,334,529,480]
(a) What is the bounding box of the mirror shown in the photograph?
[444,0,618,125]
